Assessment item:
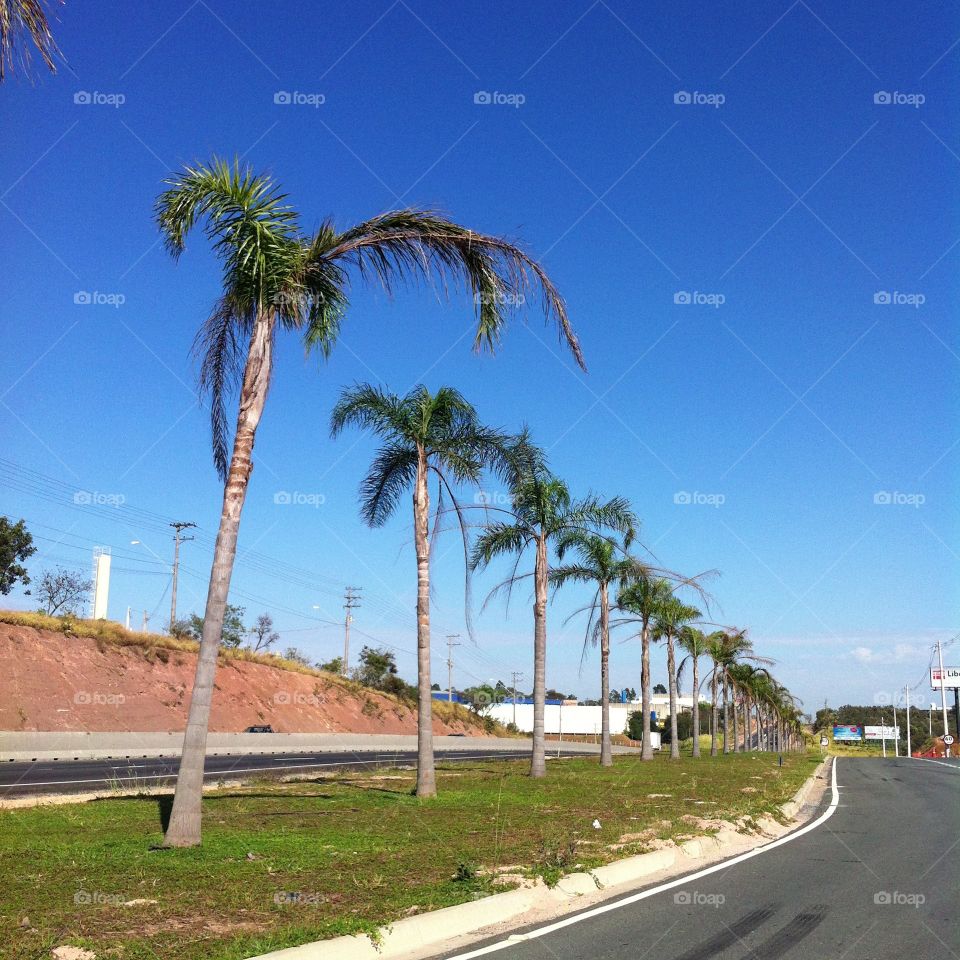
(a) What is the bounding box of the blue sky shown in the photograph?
[1,0,957,713]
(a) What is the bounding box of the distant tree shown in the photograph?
[653,682,667,694]
[354,646,398,688]
[169,619,194,640]
[318,656,344,674]
[431,682,441,691]
[37,567,90,615]
[187,604,246,648]
[282,647,313,667]
[545,688,571,701]
[625,711,644,741]
[0,516,35,595]
[247,612,279,652]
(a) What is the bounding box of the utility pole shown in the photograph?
[141,610,149,632]
[510,671,524,726]
[445,634,461,701]
[169,522,196,631]
[936,639,949,735]
[892,702,899,757]
[905,685,911,758]
[880,713,886,758]
[343,587,361,673]
[125,606,131,630]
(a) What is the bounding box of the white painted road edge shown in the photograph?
[913,757,960,770]
[447,757,841,960]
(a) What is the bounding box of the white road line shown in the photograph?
[6,752,534,789]
[447,757,841,960]
[913,757,960,770]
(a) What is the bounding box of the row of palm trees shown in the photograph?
[329,382,805,793]
[151,156,801,849]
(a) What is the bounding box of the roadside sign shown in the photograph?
[820,736,829,747]
[833,725,862,742]
[930,667,960,689]
[944,735,955,745]
[865,725,899,741]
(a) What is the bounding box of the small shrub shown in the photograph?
[454,861,478,882]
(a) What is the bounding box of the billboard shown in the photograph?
[833,725,862,741]
[865,725,899,741]
[930,667,960,689]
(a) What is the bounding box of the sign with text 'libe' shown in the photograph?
[930,667,960,689]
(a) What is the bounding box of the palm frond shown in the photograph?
[358,442,417,527]
[0,0,61,81]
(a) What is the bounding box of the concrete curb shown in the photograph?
[251,757,830,960]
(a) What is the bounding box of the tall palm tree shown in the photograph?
[650,595,701,759]
[156,157,582,847]
[471,444,635,778]
[0,0,61,80]
[332,383,512,797]
[676,626,718,758]
[611,576,672,760]
[550,531,643,767]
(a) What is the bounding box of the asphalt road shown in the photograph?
[445,757,960,960]
[0,747,568,798]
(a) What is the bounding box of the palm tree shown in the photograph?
[332,383,512,797]
[1,0,61,80]
[471,443,635,777]
[650,595,701,759]
[677,626,717,758]
[611,576,672,760]
[156,157,582,847]
[550,531,643,767]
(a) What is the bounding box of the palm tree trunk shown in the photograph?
[730,685,740,753]
[667,630,679,759]
[742,694,750,751]
[163,310,274,848]
[640,620,654,760]
[691,656,701,758]
[530,534,548,778]
[413,445,436,797]
[599,583,612,767]
[710,666,718,757]
[721,675,729,753]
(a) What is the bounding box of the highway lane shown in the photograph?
[0,747,577,798]
[443,757,959,960]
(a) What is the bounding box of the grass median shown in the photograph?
[2,751,820,960]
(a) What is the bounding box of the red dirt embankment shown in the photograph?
[0,622,481,735]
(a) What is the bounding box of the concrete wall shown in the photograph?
[0,732,642,763]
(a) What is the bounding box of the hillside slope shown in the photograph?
[0,616,486,735]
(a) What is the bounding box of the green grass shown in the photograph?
[1,752,820,960]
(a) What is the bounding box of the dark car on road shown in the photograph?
[244,725,274,733]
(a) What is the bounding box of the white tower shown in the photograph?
[91,547,111,620]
